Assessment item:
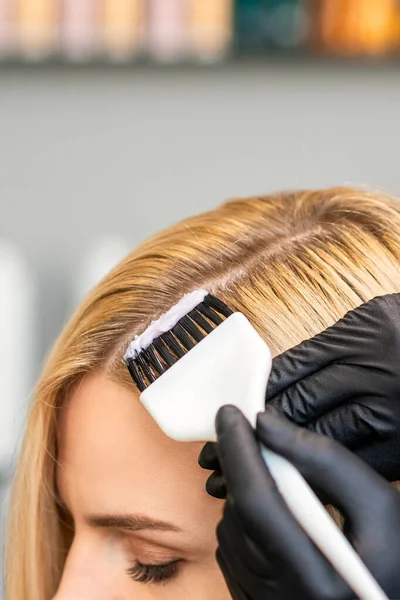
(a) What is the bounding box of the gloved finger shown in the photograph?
[198,442,220,470]
[205,471,227,499]
[265,363,368,424]
[215,404,287,526]
[217,501,275,575]
[198,442,226,498]
[307,399,387,448]
[215,405,344,576]
[265,326,349,400]
[216,546,251,600]
[218,490,347,600]
[265,296,388,400]
[216,541,267,600]
[256,410,393,524]
[356,436,400,482]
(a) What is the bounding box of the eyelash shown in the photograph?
[127,559,181,584]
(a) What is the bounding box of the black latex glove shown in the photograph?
[215,405,400,600]
[199,293,400,497]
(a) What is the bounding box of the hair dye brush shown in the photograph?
[124,289,387,600]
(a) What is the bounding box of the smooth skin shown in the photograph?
[53,372,230,599]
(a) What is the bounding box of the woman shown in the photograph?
[7,187,400,599]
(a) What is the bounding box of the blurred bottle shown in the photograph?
[317,0,399,57]
[61,0,98,60]
[74,236,129,304]
[235,0,308,52]
[0,0,13,57]
[354,0,399,56]
[147,0,187,63]
[101,0,145,61]
[0,241,37,470]
[15,0,59,59]
[188,0,233,62]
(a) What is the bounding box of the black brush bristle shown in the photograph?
[124,293,234,392]
[136,352,157,386]
[152,336,175,368]
[161,330,186,359]
[142,345,164,376]
[180,314,204,342]
[171,321,195,352]
[195,302,224,326]
[187,306,214,334]
[126,358,147,392]
[203,294,233,318]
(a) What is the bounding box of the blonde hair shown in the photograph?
[6,187,400,599]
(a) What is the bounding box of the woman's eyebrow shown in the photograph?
[85,513,182,532]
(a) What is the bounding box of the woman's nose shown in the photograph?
[53,567,119,600]
[52,573,111,600]
[53,535,123,600]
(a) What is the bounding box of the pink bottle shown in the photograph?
[0,0,13,56]
[147,0,187,62]
[62,0,98,60]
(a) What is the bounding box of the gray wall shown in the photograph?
[1,62,400,356]
[0,61,400,595]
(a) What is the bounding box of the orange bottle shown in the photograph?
[15,0,59,59]
[319,0,399,57]
[101,0,145,61]
[187,0,233,62]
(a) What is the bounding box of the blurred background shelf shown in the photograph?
[1,0,400,66]
[1,54,400,69]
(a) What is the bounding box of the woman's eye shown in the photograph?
[127,559,181,584]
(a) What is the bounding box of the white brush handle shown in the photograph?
[261,445,388,600]
[139,310,387,599]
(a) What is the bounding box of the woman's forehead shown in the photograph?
[58,372,199,467]
[57,372,221,535]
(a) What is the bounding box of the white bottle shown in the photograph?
[74,235,129,304]
[0,240,37,472]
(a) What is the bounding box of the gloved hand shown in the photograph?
[199,293,400,497]
[265,292,400,481]
[215,405,400,600]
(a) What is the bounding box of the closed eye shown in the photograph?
[127,559,182,584]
